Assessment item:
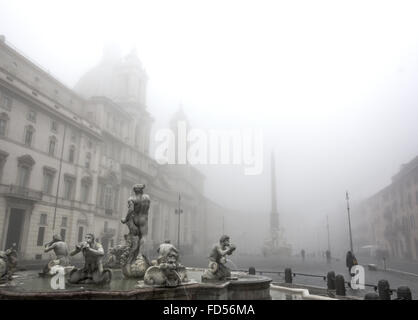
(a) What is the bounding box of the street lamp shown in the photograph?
[346,191,354,253]
[52,123,67,232]
[326,215,331,253]
[174,193,183,250]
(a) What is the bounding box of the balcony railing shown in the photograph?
[41,193,96,212]
[0,184,43,201]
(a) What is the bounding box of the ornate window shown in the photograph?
[39,213,47,225]
[104,185,113,210]
[78,226,84,242]
[0,112,9,136]
[63,174,75,200]
[0,150,9,183]
[37,226,45,246]
[43,166,56,194]
[48,136,57,156]
[60,228,66,241]
[24,125,35,147]
[17,154,35,187]
[51,120,58,133]
[27,110,37,122]
[85,152,92,169]
[68,145,75,163]
[61,217,68,227]
[98,173,119,212]
[81,176,92,203]
[0,93,12,111]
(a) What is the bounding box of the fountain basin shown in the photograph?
[0,268,271,300]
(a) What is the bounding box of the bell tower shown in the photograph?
[114,47,148,111]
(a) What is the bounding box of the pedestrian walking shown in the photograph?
[346,250,358,276]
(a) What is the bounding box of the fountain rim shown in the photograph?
[0,267,272,299]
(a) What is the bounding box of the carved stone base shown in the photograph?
[143,265,188,287]
[68,268,112,285]
[122,254,150,279]
[201,262,231,282]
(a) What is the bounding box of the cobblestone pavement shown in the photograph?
[182,253,418,299]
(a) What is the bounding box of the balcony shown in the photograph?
[41,193,96,212]
[0,184,43,201]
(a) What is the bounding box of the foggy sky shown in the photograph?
[2,0,418,255]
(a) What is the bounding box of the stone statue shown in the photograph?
[144,241,188,287]
[68,233,112,285]
[0,244,18,282]
[202,235,236,281]
[120,184,151,278]
[40,234,71,276]
[103,244,127,269]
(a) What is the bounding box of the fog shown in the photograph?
[2,0,418,256]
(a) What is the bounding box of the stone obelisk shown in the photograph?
[270,152,279,248]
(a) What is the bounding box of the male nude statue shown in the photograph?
[202,235,236,281]
[68,233,111,284]
[121,183,150,231]
[41,234,70,275]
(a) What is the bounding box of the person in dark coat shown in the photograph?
[346,251,358,276]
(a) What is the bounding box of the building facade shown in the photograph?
[0,36,220,261]
[353,156,418,261]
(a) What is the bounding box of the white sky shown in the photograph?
[2,0,418,253]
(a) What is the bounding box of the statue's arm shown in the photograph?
[216,246,229,257]
[217,245,235,256]
[87,244,104,257]
[44,243,56,253]
[70,246,81,256]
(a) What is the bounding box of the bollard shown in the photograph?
[327,271,336,290]
[364,292,380,300]
[377,280,391,300]
[396,286,412,300]
[335,274,346,296]
[248,267,256,275]
[284,268,292,284]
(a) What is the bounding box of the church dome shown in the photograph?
[74,46,148,110]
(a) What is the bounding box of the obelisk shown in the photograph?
[270,151,279,247]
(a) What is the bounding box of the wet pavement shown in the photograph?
[182,253,418,299]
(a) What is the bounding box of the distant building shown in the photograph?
[0,36,226,260]
[353,156,418,260]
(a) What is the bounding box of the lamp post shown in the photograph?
[174,193,183,250]
[52,123,67,232]
[326,215,331,253]
[346,191,354,253]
